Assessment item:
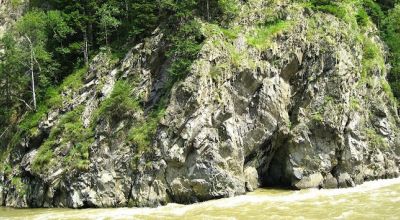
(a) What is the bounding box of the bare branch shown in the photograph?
[0,126,10,139]
[11,94,33,111]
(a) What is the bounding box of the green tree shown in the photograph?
[128,0,159,40]
[384,4,400,99]
[62,1,96,66]
[0,33,29,120]
[15,10,58,110]
[96,3,121,46]
[377,0,400,11]
[38,0,99,65]
[46,11,74,54]
[46,10,75,81]
[363,0,385,27]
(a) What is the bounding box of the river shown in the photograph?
[1,178,400,220]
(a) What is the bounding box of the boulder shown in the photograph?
[294,173,324,189]
[244,167,259,192]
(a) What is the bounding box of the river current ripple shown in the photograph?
[1,177,400,220]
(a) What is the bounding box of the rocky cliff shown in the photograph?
[0,0,25,38]
[1,0,399,208]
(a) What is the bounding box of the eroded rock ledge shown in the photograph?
[1,0,399,208]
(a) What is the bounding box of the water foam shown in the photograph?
[143,177,400,217]
[8,177,400,220]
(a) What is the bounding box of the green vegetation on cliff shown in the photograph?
[0,0,237,143]
[0,0,399,190]
[0,0,399,209]
[384,4,400,99]
[8,0,238,162]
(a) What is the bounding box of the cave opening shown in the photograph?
[256,136,294,189]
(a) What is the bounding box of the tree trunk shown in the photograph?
[83,31,89,66]
[105,26,108,46]
[207,0,210,21]
[88,22,94,50]
[30,46,37,111]
[125,0,129,20]
[5,70,11,107]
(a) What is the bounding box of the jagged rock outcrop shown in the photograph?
[0,0,26,39]
[0,0,399,208]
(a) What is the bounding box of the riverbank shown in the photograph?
[1,178,400,220]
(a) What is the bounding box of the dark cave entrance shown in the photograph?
[253,136,294,189]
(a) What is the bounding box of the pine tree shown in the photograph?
[96,3,121,46]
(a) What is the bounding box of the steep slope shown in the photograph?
[0,0,26,38]
[0,0,399,208]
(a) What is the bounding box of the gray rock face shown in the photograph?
[244,167,259,192]
[0,0,26,39]
[0,0,399,208]
[294,173,323,189]
[322,174,338,189]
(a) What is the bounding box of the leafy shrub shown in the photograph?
[247,20,292,50]
[357,8,370,27]
[11,177,27,196]
[65,142,91,171]
[32,106,93,172]
[217,0,240,21]
[315,5,347,19]
[311,112,324,123]
[350,97,361,111]
[16,66,87,140]
[380,79,395,101]
[221,27,240,40]
[167,20,204,81]
[93,80,140,123]
[363,39,380,60]
[32,140,55,172]
[363,0,385,26]
[61,66,88,92]
[309,0,347,20]
[361,37,385,78]
[128,104,165,153]
[364,128,389,149]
